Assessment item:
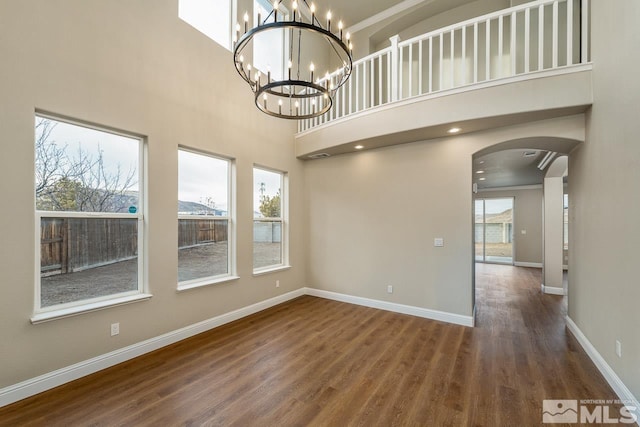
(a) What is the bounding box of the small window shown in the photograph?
[35,114,145,316]
[179,0,234,50]
[253,166,287,272]
[178,148,234,288]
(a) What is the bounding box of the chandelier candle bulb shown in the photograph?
[232,0,352,119]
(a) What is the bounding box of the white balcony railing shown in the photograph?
[298,0,590,133]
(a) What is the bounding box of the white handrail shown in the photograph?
[299,0,589,133]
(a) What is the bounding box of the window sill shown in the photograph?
[252,265,291,276]
[177,275,240,292]
[31,293,153,324]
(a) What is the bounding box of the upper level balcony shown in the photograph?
[295,0,592,159]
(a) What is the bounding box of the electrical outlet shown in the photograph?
[616,340,622,358]
[387,285,393,294]
[276,280,280,288]
[434,238,444,247]
[111,323,120,337]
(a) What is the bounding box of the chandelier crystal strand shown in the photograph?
[232,0,352,120]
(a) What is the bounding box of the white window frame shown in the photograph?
[32,113,149,324]
[177,147,237,291]
[253,165,289,275]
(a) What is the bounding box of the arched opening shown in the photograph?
[471,137,581,324]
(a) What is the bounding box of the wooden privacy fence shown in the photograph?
[178,218,228,248]
[41,218,228,275]
[40,218,138,275]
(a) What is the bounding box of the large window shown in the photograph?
[178,0,235,50]
[253,0,289,80]
[178,148,234,288]
[253,167,287,271]
[34,114,145,319]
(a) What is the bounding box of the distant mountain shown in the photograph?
[178,200,227,216]
[110,192,227,216]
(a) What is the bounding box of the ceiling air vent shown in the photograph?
[308,153,331,159]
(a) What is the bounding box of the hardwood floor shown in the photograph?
[0,265,624,426]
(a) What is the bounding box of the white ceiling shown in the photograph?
[474,149,548,190]
[320,0,407,29]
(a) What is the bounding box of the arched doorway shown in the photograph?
[471,137,580,323]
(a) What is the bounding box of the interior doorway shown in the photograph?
[474,197,514,264]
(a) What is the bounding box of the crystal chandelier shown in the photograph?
[233,1,353,120]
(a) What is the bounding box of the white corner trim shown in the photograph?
[541,284,565,295]
[515,262,543,268]
[0,288,305,408]
[304,288,474,327]
[566,316,640,411]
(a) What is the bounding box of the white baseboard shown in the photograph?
[566,316,639,412]
[0,287,474,408]
[541,284,565,295]
[305,288,474,327]
[0,288,306,408]
[515,262,543,268]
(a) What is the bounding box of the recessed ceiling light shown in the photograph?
[448,127,461,134]
[476,170,485,174]
[479,177,486,181]
[354,145,364,150]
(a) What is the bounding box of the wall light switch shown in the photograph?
[521,230,527,235]
[434,238,444,247]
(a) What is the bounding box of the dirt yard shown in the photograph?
[41,242,282,307]
[475,242,513,257]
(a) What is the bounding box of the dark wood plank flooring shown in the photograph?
[0,265,624,426]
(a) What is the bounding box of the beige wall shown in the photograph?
[476,187,543,265]
[569,0,640,399]
[304,116,582,318]
[0,0,306,389]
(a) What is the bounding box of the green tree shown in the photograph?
[37,177,82,211]
[259,187,281,218]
